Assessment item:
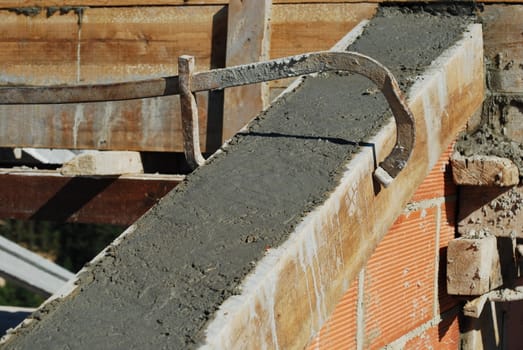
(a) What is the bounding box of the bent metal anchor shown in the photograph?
[0,51,415,187]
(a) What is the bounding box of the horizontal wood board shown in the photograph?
[0,3,374,151]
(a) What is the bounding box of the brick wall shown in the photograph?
[307,144,460,349]
[458,5,523,348]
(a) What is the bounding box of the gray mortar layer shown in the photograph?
[2,7,472,350]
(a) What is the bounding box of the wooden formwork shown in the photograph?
[0,0,376,225]
[0,1,377,152]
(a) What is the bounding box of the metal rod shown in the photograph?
[0,51,416,186]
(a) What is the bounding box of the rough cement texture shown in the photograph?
[456,123,523,180]
[458,185,523,238]
[2,7,472,350]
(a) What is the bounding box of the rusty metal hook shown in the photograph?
[178,51,415,187]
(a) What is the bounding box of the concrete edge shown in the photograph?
[199,23,484,349]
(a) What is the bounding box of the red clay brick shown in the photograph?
[307,278,358,350]
[410,144,456,203]
[403,310,460,349]
[364,207,438,349]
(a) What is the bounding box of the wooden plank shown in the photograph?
[450,152,520,187]
[0,6,227,152]
[0,169,183,225]
[0,94,216,152]
[0,10,78,85]
[79,6,226,83]
[222,0,272,141]
[270,3,377,59]
[0,6,226,84]
[0,3,375,152]
[202,23,484,349]
[0,0,521,7]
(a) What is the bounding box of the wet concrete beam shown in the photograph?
[203,22,484,350]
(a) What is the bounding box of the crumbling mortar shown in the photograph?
[47,6,86,26]
[6,6,86,26]
[7,7,41,17]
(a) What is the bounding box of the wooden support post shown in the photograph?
[222,0,272,141]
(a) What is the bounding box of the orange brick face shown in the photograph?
[364,207,438,349]
[307,144,460,349]
[306,278,358,350]
[410,144,456,203]
[404,311,460,350]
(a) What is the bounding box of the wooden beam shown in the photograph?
[450,152,520,187]
[202,23,484,349]
[222,0,272,141]
[0,169,183,225]
[0,0,521,7]
[0,3,376,153]
[0,6,228,152]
